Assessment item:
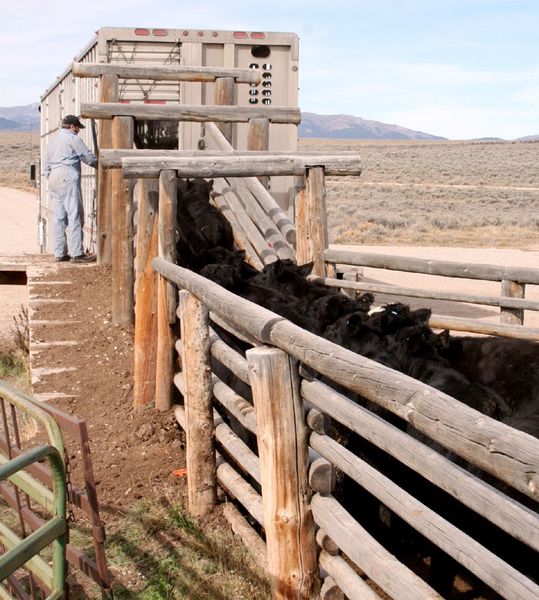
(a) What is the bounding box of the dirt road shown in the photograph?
[0,186,39,341]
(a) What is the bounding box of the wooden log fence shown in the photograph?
[324,247,539,335]
[80,102,301,124]
[152,255,539,600]
[72,62,262,84]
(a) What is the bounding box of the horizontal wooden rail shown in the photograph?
[428,314,539,340]
[72,62,261,84]
[80,102,301,124]
[303,379,539,552]
[121,154,362,179]
[313,276,539,312]
[319,550,379,600]
[324,248,539,284]
[101,148,359,168]
[174,406,264,526]
[312,432,539,600]
[311,494,441,600]
[152,257,539,501]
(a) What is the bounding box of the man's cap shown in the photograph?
[62,115,85,128]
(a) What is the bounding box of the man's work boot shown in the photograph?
[71,254,97,263]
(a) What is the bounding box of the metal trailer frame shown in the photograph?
[39,27,300,255]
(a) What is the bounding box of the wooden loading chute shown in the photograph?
[75,61,539,600]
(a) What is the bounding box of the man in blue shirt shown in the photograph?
[43,115,98,263]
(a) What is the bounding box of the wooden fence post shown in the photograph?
[295,167,332,277]
[501,279,525,325]
[133,178,159,410]
[247,347,320,599]
[213,76,234,143]
[111,116,134,325]
[179,289,217,516]
[97,73,118,265]
[248,117,270,188]
[155,170,177,411]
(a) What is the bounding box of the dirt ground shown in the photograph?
[28,263,186,510]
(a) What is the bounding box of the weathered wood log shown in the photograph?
[213,76,234,142]
[101,148,352,168]
[216,460,264,526]
[319,551,382,600]
[174,405,264,525]
[428,314,539,341]
[72,62,261,84]
[81,102,301,124]
[296,167,330,276]
[309,457,336,496]
[209,184,263,269]
[248,117,270,187]
[247,346,320,599]
[213,379,256,434]
[306,407,329,435]
[215,417,261,484]
[212,179,277,265]
[111,116,134,324]
[340,271,361,299]
[312,494,442,600]
[303,379,539,552]
[121,154,362,179]
[227,178,295,260]
[133,178,159,409]
[155,171,177,411]
[316,529,339,556]
[179,290,217,515]
[311,275,539,312]
[152,258,539,501]
[209,312,261,348]
[324,248,539,284]
[320,576,344,600]
[221,503,268,571]
[204,122,297,245]
[210,335,250,384]
[96,74,118,265]
[312,432,539,600]
[501,279,525,325]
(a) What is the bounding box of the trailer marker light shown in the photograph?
[134,28,150,36]
[197,31,204,36]
[182,30,189,36]
[144,99,166,104]
[212,31,218,37]
[234,31,248,39]
[251,32,266,39]
[152,29,168,36]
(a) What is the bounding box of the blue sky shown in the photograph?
[1,0,537,139]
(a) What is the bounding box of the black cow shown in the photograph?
[438,332,539,414]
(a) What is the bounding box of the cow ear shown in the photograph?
[298,261,314,277]
[272,260,285,277]
[414,308,432,325]
[437,329,451,348]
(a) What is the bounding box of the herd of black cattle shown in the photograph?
[175,177,538,596]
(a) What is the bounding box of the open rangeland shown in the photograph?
[299,138,539,247]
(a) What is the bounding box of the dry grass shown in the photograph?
[0,131,40,192]
[299,138,539,247]
[1,133,538,247]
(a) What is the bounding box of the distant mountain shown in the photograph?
[0,103,40,131]
[516,134,539,142]
[299,112,447,140]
